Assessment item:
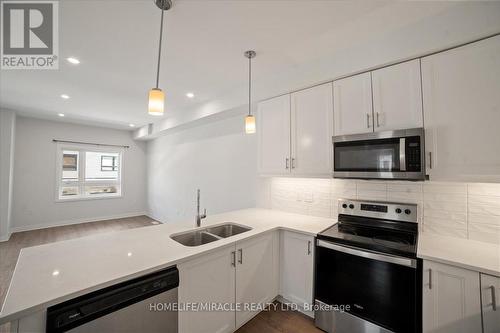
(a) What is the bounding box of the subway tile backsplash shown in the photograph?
[262,178,500,245]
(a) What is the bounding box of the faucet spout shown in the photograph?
[195,189,207,227]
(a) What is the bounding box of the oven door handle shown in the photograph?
[317,239,417,269]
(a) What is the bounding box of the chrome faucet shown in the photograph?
[195,189,207,227]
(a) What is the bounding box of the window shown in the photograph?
[56,144,122,201]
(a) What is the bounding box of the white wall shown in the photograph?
[0,110,16,240]
[147,114,256,223]
[11,117,147,232]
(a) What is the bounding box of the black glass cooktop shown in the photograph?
[318,215,418,258]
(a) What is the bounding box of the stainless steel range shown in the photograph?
[314,199,422,333]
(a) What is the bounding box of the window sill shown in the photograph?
[56,194,123,203]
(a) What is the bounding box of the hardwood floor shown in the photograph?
[0,216,158,312]
[236,301,323,333]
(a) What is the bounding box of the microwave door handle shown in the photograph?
[399,138,406,171]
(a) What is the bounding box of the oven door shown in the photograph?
[333,128,424,180]
[315,240,421,333]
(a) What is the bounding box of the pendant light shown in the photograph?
[244,50,256,134]
[148,0,172,116]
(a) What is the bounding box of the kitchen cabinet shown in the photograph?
[178,245,236,333]
[290,83,334,176]
[371,59,423,131]
[421,35,500,182]
[422,260,482,333]
[257,83,333,176]
[481,273,500,333]
[257,94,291,175]
[235,232,279,328]
[280,231,314,309]
[333,72,373,136]
[178,232,279,332]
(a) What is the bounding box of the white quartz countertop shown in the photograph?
[417,233,500,277]
[0,208,335,323]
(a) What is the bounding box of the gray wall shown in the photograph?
[0,110,16,240]
[147,114,257,223]
[11,117,148,232]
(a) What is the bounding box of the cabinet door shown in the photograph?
[422,260,482,333]
[280,231,314,308]
[372,59,423,131]
[481,273,500,333]
[235,232,278,328]
[333,72,373,136]
[178,245,236,333]
[422,35,500,182]
[257,95,291,175]
[290,83,333,176]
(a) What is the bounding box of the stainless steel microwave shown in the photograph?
[333,128,425,180]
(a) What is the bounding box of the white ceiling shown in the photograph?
[1,0,500,131]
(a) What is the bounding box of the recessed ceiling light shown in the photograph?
[66,57,80,64]
[58,113,65,117]
[52,270,60,276]
[60,94,70,99]
[186,92,195,98]
[129,124,135,127]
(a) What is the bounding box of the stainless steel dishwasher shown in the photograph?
[46,266,179,333]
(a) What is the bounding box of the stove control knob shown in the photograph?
[349,204,355,209]
[395,208,402,214]
[342,203,347,209]
[404,209,411,215]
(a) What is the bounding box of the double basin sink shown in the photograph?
[171,223,252,247]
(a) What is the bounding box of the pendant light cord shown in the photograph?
[155,3,165,89]
[248,55,252,116]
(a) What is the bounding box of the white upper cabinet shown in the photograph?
[422,35,500,182]
[481,273,500,333]
[333,72,373,136]
[372,59,423,131]
[280,231,314,309]
[290,83,334,176]
[257,95,291,175]
[422,260,482,333]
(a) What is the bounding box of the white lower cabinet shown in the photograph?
[279,230,314,309]
[178,245,237,333]
[481,273,500,333]
[235,232,279,328]
[422,260,482,333]
[178,232,279,333]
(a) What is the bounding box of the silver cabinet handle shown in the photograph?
[428,269,432,290]
[231,251,236,267]
[491,285,497,311]
[291,158,296,169]
[366,113,371,128]
[428,152,432,170]
[307,240,311,255]
[238,249,243,264]
[285,158,289,169]
[376,112,380,127]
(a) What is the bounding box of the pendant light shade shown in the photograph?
[148,88,165,116]
[245,114,256,134]
[148,0,171,116]
[244,50,256,134]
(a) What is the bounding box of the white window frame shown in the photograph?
[55,143,124,202]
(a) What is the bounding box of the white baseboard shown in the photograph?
[0,231,11,242]
[9,211,148,234]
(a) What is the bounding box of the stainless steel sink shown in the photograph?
[205,223,252,238]
[170,223,252,247]
[170,230,220,247]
